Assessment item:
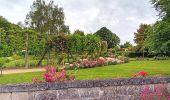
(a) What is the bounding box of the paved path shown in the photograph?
[2,68,45,75]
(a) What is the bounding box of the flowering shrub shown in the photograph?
[65,56,127,69]
[140,84,170,100]
[32,65,76,83]
[133,71,148,77]
[82,59,97,68]
[118,56,129,63]
[106,57,123,64]
[44,65,56,82]
[96,57,106,66]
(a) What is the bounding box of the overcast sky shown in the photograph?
[0,0,158,44]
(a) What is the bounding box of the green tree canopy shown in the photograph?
[94,27,120,49]
[73,29,85,36]
[134,24,150,51]
[121,42,133,49]
[145,21,170,53]
[151,0,170,22]
[25,0,69,35]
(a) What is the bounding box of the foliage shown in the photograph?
[154,55,169,60]
[120,41,133,50]
[3,59,47,68]
[94,27,120,49]
[134,24,150,52]
[85,34,101,59]
[151,0,170,22]
[73,29,85,36]
[0,18,47,57]
[0,57,10,67]
[25,0,69,35]
[33,65,76,83]
[100,41,108,53]
[48,34,101,63]
[145,21,170,53]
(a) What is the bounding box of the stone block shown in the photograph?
[34,90,58,100]
[0,93,11,100]
[78,87,104,100]
[12,92,34,100]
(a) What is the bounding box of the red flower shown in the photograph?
[133,71,148,77]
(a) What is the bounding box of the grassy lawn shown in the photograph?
[0,60,170,84]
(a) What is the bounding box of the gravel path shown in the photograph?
[2,68,45,75]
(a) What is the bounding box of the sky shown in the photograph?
[0,0,159,44]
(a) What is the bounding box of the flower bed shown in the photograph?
[66,56,129,70]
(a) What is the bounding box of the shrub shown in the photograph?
[118,56,129,63]
[140,84,170,100]
[136,57,150,61]
[82,60,97,68]
[106,57,123,64]
[33,65,76,83]
[154,56,169,60]
[96,57,106,66]
[133,71,148,77]
[0,57,10,67]
[107,61,117,65]
[3,59,47,68]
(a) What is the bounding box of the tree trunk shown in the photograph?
[143,49,145,59]
[37,47,48,66]
[25,33,29,68]
[0,68,2,76]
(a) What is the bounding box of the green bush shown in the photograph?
[107,61,117,65]
[0,57,10,67]
[136,57,150,61]
[154,56,169,60]
[3,59,47,68]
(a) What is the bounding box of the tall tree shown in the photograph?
[94,27,120,49]
[121,42,133,49]
[145,21,170,53]
[73,29,85,36]
[25,0,69,35]
[134,24,150,51]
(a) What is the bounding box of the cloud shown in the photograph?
[0,0,158,44]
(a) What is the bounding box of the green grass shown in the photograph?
[0,60,170,84]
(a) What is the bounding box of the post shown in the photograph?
[0,67,2,76]
[25,32,28,68]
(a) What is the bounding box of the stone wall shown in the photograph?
[0,77,170,100]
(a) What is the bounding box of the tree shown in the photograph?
[73,29,85,36]
[134,24,150,52]
[121,42,133,49]
[151,0,170,22]
[94,27,120,49]
[25,0,69,35]
[145,21,170,53]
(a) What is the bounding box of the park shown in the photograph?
[0,0,170,100]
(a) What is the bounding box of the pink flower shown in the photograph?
[44,65,50,71]
[44,71,56,82]
[32,76,38,84]
[51,67,56,75]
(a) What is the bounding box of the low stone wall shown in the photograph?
[0,77,170,100]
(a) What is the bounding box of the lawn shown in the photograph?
[0,60,170,84]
